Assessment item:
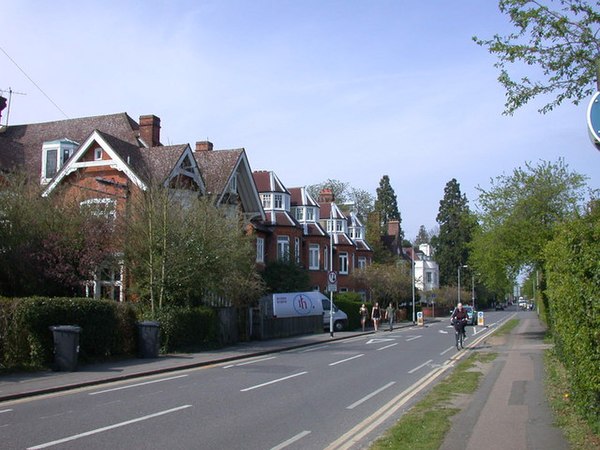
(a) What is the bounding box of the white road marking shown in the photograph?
[26,405,192,449]
[440,346,455,355]
[0,409,13,414]
[89,374,188,395]
[366,338,394,344]
[329,354,364,366]
[376,343,398,351]
[405,336,422,342]
[298,344,331,353]
[347,382,396,410]
[223,356,276,368]
[438,329,449,334]
[241,371,307,392]
[271,430,311,450]
[408,359,433,374]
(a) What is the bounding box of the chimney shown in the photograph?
[318,188,334,203]
[139,115,161,147]
[195,141,213,152]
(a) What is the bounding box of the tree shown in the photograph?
[470,159,590,305]
[374,175,401,236]
[352,262,412,306]
[306,179,374,219]
[124,183,263,314]
[414,225,431,246]
[431,179,477,287]
[473,0,600,115]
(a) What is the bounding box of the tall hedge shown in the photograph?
[544,207,600,431]
[0,297,138,370]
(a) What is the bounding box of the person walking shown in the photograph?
[371,302,381,331]
[359,304,369,331]
[384,302,395,331]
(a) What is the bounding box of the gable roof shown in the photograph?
[194,147,264,220]
[0,112,141,177]
[252,170,289,194]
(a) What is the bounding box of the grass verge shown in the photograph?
[370,351,497,450]
[493,318,519,336]
[544,348,600,450]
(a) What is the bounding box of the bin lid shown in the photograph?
[49,325,81,333]
[137,321,160,327]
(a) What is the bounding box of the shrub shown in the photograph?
[141,306,218,352]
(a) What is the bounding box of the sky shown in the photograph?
[2,0,599,241]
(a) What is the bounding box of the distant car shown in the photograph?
[463,306,477,325]
[495,303,504,311]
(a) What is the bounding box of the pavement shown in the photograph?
[0,314,569,450]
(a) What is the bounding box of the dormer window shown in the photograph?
[274,194,283,209]
[261,193,272,209]
[41,138,78,185]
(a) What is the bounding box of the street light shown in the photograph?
[457,264,468,305]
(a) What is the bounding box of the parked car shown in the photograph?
[495,303,504,311]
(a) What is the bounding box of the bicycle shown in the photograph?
[451,318,467,350]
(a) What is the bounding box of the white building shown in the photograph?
[414,244,439,292]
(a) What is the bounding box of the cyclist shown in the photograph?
[451,302,468,342]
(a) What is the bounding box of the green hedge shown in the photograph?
[334,292,366,331]
[140,306,218,352]
[0,297,138,370]
[544,208,600,431]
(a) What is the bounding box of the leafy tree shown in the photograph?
[306,179,374,219]
[431,179,477,286]
[473,0,600,115]
[470,159,590,309]
[124,183,263,314]
[260,261,310,293]
[374,175,401,236]
[352,262,412,306]
[0,174,116,297]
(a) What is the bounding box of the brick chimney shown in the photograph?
[318,188,334,203]
[139,115,161,147]
[195,141,213,152]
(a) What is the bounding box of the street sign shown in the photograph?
[477,311,485,327]
[327,271,337,292]
[417,311,424,326]
[586,92,600,151]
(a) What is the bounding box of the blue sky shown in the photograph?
[2,0,599,240]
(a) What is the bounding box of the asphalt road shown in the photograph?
[2,310,515,450]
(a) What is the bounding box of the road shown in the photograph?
[1,310,515,450]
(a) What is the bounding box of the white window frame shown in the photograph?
[339,252,349,274]
[256,237,265,263]
[309,244,320,270]
[274,193,283,209]
[277,235,290,261]
[261,193,272,209]
[295,237,300,264]
[358,256,367,269]
[306,207,315,221]
[94,147,103,160]
[295,208,304,221]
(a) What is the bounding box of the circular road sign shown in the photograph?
[328,271,337,284]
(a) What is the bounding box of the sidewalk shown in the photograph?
[0,330,365,403]
[441,313,569,450]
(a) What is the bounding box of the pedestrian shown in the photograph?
[359,304,369,331]
[385,302,395,331]
[371,302,381,331]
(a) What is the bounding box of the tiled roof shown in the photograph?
[194,148,242,195]
[252,170,289,194]
[137,144,190,185]
[0,112,140,178]
[289,186,318,207]
[303,223,327,237]
[264,210,298,227]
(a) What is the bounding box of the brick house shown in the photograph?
[0,113,263,301]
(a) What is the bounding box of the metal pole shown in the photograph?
[457,266,461,305]
[411,255,415,323]
[329,211,334,337]
[471,274,475,309]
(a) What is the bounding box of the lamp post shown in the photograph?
[471,273,475,310]
[457,264,468,305]
[411,254,416,323]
